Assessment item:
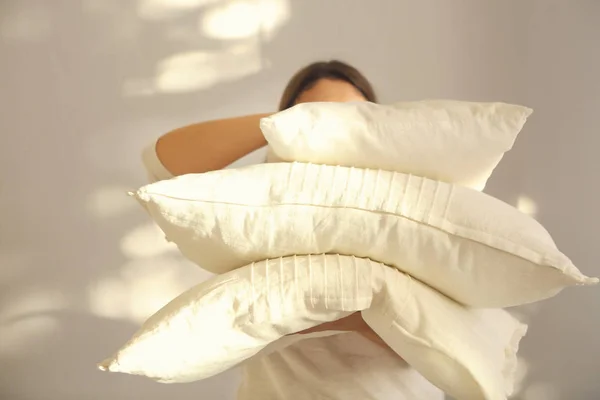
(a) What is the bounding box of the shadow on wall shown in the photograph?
[122,0,290,96]
[0,0,288,399]
[0,310,237,400]
[1,0,290,95]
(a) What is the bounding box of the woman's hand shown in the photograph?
[298,312,393,351]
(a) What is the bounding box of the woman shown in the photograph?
[143,61,444,399]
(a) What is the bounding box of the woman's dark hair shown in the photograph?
[278,60,377,111]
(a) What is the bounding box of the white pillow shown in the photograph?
[98,255,372,383]
[365,259,526,400]
[98,254,525,400]
[260,100,532,191]
[130,162,597,308]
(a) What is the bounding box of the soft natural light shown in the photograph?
[120,222,178,258]
[201,0,290,40]
[155,51,220,93]
[137,0,220,20]
[121,260,188,323]
[0,289,68,320]
[0,288,66,355]
[121,0,290,96]
[88,277,130,321]
[517,195,538,217]
[88,257,209,323]
[0,316,59,356]
[257,0,290,40]
[87,186,139,218]
[154,44,261,93]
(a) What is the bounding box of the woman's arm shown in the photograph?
[155,113,271,176]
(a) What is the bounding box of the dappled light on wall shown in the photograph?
[122,0,290,96]
[153,44,262,94]
[88,218,212,324]
[201,0,290,40]
[0,289,67,356]
[137,0,220,21]
[517,195,538,217]
[88,275,130,321]
[88,256,209,324]
[0,290,68,321]
[120,223,179,258]
[0,316,60,356]
[87,185,139,219]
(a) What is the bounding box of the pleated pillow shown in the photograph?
[98,255,525,400]
[130,162,597,307]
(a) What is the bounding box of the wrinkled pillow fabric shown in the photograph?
[364,265,525,400]
[260,100,532,191]
[130,162,597,308]
[99,255,373,383]
[98,255,525,400]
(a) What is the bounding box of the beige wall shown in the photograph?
[0,1,597,399]
[486,2,600,399]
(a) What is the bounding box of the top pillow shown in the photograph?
[260,100,532,191]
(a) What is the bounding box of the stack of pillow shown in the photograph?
[98,100,597,400]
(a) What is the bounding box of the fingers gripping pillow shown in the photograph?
[260,100,533,191]
[98,255,526,400]
[130,162,597,308]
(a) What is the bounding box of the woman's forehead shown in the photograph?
[295,78,366,104]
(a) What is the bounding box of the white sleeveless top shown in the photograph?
[142,143,444,400]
